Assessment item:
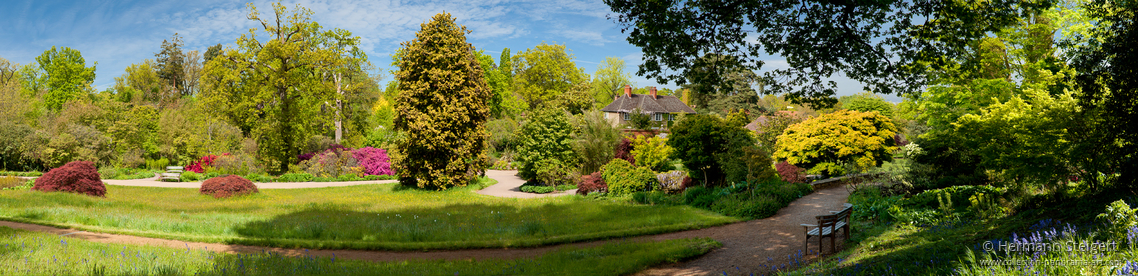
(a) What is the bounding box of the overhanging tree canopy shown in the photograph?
[604,0,1054,107]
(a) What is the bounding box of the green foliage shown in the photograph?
[1096,199,1137,241]
[669,113,763,186]
[626,109,653,130]
[145,158,170,171]
[34,46,96,111]
[278,173,315,182]
[955,88,1080,188]
[486,118,519,154]
[605,0,1050,107]
[774,110,898,177]
[752,112,805,156]
[572,110,622,174]
[0,121,36,171]
[590,57,632,108]
[841,92,894,117]
[515,108,576,181]
[154,33,187,97]
[475,50,525,118]
[512,43,590,109]
[630,135,673,171]
[601,159,657,197]
[179,171,200,182]
[392,13,491,189]
[668,114,727,185]
[200,3,368,173]
[111,59,161,104]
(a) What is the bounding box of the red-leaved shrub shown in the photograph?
[776,161,808,184]
[33,161,105,197]
[576,171,608,195]
[614,137,635,164]
[200,175,259,198]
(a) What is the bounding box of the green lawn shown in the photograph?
[0,226,721,275]
[0,178,738,250]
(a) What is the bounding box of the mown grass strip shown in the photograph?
[0,179,738,250]
[0,226,721,275]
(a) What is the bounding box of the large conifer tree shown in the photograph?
[393,13,491,189]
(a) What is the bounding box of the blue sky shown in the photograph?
[0,0,886,101]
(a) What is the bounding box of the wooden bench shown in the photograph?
[161,166,184,182]
[802,203,853,253]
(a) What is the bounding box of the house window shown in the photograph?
[623,113,629,120]
[653,113,662,121]
[669,114,675,121]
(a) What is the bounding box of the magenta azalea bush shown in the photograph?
[352,147,394,176]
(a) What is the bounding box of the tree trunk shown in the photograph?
[334,73,343,144]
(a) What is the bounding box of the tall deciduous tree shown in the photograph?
[200,2,366,173]
[35,46,96,111]
[393,13,491,189]
[605,0,1054,107]
[112,59,161,103]
[590,57,632,108]
[512,43,589,109]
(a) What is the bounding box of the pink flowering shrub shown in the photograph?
[186,154,225,173]
[352,147,394,176]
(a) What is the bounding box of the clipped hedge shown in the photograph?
[200,175,259,198]
[32,161,106,197]
[601,159,657,197]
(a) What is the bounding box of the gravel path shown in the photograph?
[635,185,851,276]
[14,173,851,274]
[475,170,578,198]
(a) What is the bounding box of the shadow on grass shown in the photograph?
[229,201,734,251]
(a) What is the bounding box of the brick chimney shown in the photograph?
[649,86,657,99]
[624,84,632,98]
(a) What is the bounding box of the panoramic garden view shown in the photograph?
[0,0,1136,275]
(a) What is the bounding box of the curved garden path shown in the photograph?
[475,170,578,198]
[11,173,851,275]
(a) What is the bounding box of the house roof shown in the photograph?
[600,94,697,114]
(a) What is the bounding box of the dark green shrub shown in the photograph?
[515,108,577,182]
[601,159,657,196]
[710,194,782,219]
[632,192,650,204]
[278,173,315,182]
[682,186,717,208]
[520,184,556,193]
[337,173,363,182]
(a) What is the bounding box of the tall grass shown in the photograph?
[0,226,721,275]
[0,178,737,250]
